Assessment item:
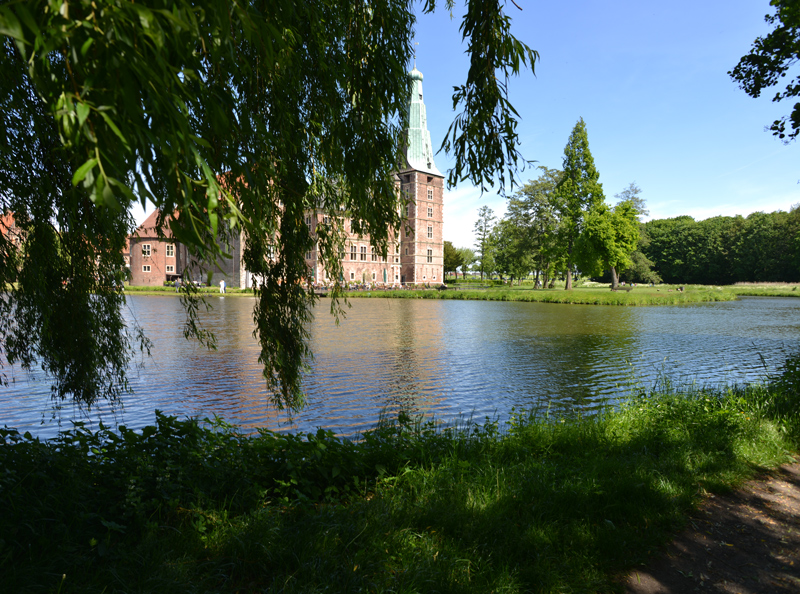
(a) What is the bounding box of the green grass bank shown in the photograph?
[347,284,737,306]
[3,360,799,593]
[729,282,800,298]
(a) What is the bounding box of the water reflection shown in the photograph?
[1,295,798,439]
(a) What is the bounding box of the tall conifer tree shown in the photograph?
[554,118,605,290]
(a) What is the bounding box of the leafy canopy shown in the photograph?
[730,0,800,142]
[0,0,538,409]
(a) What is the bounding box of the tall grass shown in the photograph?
[2,358,798,593]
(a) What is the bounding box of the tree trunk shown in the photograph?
[565,269,572,290]
[610,266,619,289]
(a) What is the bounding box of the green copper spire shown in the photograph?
[403,67,442,177]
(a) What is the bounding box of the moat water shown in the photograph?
[2,296,799,439]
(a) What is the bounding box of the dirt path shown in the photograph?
[622,461,800,593]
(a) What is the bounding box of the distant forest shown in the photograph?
[640,209,800,284]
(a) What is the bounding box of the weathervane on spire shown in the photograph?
[413,41,419,68]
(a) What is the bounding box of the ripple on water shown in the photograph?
[1,295,798,438]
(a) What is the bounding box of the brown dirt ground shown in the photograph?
[621,460,800,594]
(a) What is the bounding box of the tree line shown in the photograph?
[445,119,800,287]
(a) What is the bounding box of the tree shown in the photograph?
[473,205,496,281]
[612,182,659,284]
[553,118,605,290]
[0,0,538,409]
[730,1,800,142]
[575,201,640,288]
[455,247,475,279]
[492,218,532,283]
[614,182,648,219]
[443,241,462,280]
[507,166,563,288]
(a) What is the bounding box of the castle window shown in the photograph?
[405,248,408,255]
[350,272,355,280]
[166,265,174,273]
[371,247,377,261]
[305,251,312,260]
[427,249,432,263]
[427,226,433,239]
[142,244,151,257]
[323,216,330,225]
[427,188,433,200]
[142,265,151,272]
[305,216,311,227]
[166,244,174,257]
[427,207,433,218]
[351,245,357,260]
[360,246,367,261]
[372,272,376,281]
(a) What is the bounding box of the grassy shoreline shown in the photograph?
[346,285,738,306]
[3,366,799,592]
[123,283,800,304]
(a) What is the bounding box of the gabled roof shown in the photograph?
[132,209,175,239]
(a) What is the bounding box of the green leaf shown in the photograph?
[76,102,90,127]
[0,7,23,41]
[99,111,128,147]
[102,179,120,210]
[109,177,136,207]
[13,3,39,39]
[72,158,98,186]
[80,37,94,57]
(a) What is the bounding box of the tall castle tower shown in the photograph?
[398,66,444,285]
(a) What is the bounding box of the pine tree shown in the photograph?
[554,118,605,290]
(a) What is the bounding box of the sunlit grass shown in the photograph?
[349,285,738,305]
[729,282,800,298]
[2,366,799,592]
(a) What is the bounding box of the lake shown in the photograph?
[2,295,798,439]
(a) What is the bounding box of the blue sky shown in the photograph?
[414,0,800,248]
[134,1,799,249]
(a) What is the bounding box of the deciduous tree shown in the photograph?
[443,241,462,279]
[456,247,475,279]
[492,218,531,283]
[508,166,563,288]
[575,201,640,288]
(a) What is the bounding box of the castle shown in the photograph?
[128,66,444,287]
